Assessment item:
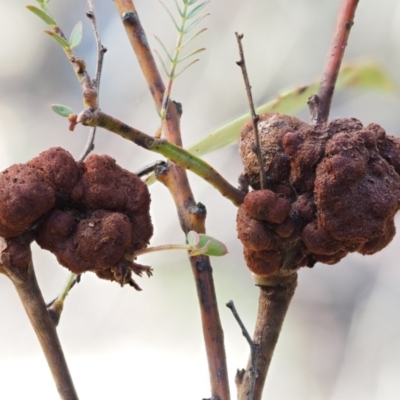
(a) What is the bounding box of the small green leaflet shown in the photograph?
[187,2,208,19]
[50,104,73,117]
[36,0,53,22]
[44,30,70,50]
[187,231,228,257]
[69,21,83,49]
[26,5,56,26]
[36,0,50,6]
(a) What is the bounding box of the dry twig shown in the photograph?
[227,301,259,400]
[309,0,360,124]
[235,33,266,190]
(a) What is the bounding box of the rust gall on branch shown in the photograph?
[237,113,400,277]
[0,147,153,290]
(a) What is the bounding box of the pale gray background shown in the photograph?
[1,1,400,399]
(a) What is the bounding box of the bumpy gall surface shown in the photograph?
[0,164,55,237]
[0,148,153,289]
[237,113,400,277]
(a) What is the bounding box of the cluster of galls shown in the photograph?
[0,147,153,289]
[237,113,400,277]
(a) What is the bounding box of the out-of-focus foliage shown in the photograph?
[189,63,395,157]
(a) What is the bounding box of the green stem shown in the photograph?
[47,272,78,327]
[59,273,77,302]
[159,1,189,125]
[129,244,189,257]
[80,110,244,206]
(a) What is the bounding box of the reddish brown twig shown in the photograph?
[236,274,297,400]
[114,1,231,398]
[310,0,360,124]
[115,0,182,144]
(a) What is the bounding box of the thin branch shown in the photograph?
[44,9,101,156]
[78,109,244,207]
[130,243,189,257]
[79,0,107,161]
[86,2,106,90]
[227,301,259,400]
[47,272,78,326]
[311,0,360,124]
[235,32,266,190]
[0,239,78,400]
[50,21,98,111]
[135,160,165,177]
[236,274,298,400]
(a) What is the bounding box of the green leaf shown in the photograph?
[337,64,394,92]
[187,231,200,247]
[160,1,179,31]
[195,233,228,257]
[44,30,70,50]
[174,0,184,17]
[181,28,207,49]
[174,59,200,78]
[153,35,174,62]
[187,63,396,157]
[189,241,211,256]
[26,5,56,26]
[50,104,73,117]
[35,0,53,21]
[69,21,83,49]
[153,49,170,77]
[177,47,205,63]
[184,13,209,34]
[186,0,198,5]
[187,231,228,257]
[186,2,208,19]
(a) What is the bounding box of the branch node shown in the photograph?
[79,0,107,161]
[122,11,137,26]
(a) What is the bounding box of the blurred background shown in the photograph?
[1,0,400,399]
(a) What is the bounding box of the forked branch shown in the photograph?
[79,0,107,160]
